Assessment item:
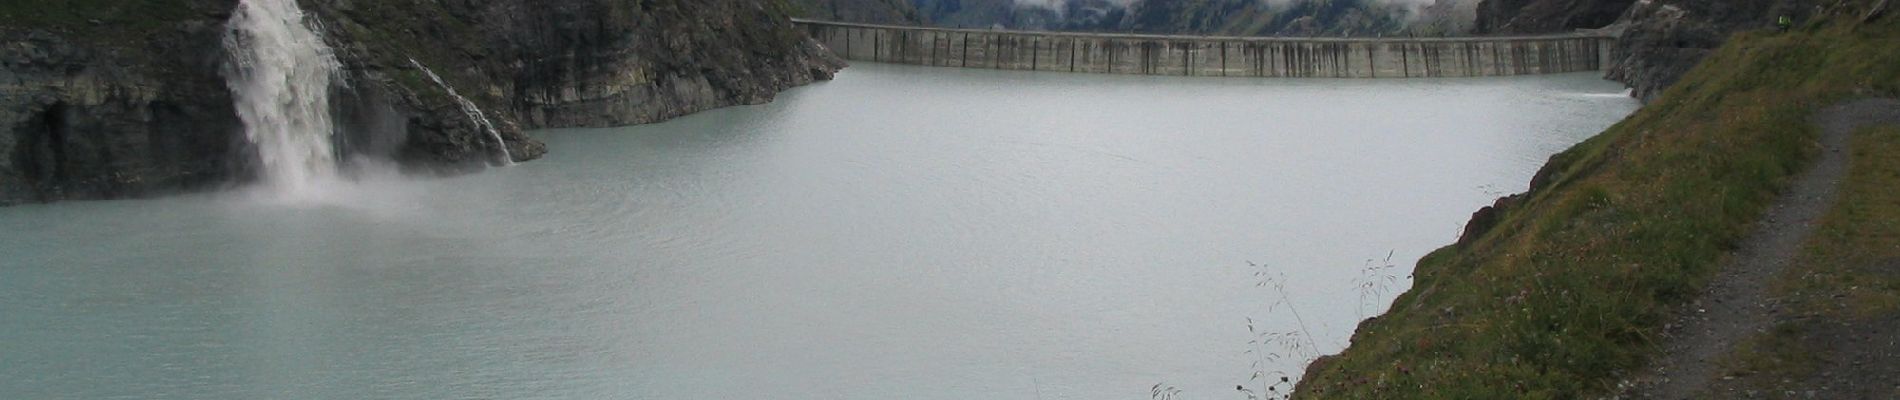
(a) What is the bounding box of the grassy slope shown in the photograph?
[1782,125,1900,321]
[1720,124,1900,393]
[1296,4,1900,399]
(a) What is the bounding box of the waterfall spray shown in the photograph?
[410,59,514,166]
[223,0,344,197]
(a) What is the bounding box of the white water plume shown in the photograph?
[223,0,344,198]
[409,59,514,166]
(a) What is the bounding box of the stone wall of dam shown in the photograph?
[795,19,1616,78]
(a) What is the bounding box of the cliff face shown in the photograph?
[1,1,244,204]
[1606,0,1799,102]
[311,0,844,130]
[0,0,843,205]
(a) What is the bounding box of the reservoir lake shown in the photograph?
[0,63,1638,399]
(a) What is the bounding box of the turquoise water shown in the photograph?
[0,63,1637,399]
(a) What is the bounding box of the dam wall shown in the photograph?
[795,19,1616,78]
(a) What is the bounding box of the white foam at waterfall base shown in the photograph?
[410,59,514,166]
[223,0,345,202]
[1574,88,1638,98]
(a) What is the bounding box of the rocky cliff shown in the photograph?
[1,1,243,203]
[1606,0,1801,102]
[1473,0,1802,102]
[0,0,843,205]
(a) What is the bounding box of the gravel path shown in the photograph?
[1628,98,1900,399]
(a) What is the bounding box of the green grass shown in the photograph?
[1727,321,1827,381]
[1295,3,1900,398]
[1720,124,1900,390]
[1778,125,1900,320]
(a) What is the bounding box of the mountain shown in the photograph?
[1111,0,1411,37]
[912,0,1069,29]
[789,0,926,24]
[1473,0,1636,34]
[902,0,1477,37]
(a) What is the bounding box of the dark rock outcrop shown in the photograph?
[0,0,844,205]
[310,0,843,163]
[1471,0,1801,102]
[1606,0,1801,102]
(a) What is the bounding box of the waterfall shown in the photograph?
[409,59,514,166]
[223,0,343,197]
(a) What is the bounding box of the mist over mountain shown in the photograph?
[901,0,1479,37]
[1111,0,1476,36]
[789,0,928,24]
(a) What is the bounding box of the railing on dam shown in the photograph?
[794,19,1617,78]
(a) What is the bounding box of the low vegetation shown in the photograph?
[0,0,204,39]
[1720,124,1900,394]
[1296,2,1900,398]
[1782,125,1900,325]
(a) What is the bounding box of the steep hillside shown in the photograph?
[0,0,842,205]
[1296,1,1900,397]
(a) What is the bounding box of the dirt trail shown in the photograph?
[1628,98,1900,399]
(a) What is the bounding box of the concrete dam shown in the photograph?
[795,19,1616,78]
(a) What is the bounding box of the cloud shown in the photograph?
[1009,0,1462,30]
[1012,0,1139,10]
[1257,0,1445,23]
[1264,0,1439,7]
[1016,0,1439,10]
